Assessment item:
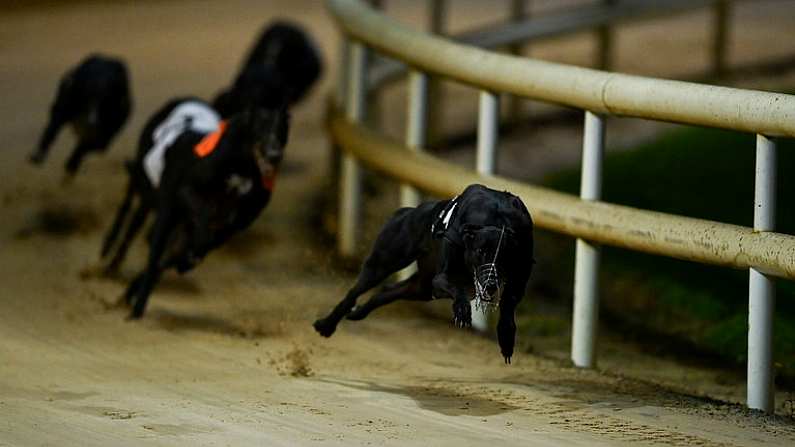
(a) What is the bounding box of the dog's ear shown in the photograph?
[510,195,529,214]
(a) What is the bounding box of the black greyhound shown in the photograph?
[30,54,131,175]
[213,20,322,115]
[314,184,534,363]
[213,64,288,119]
[101,98,289,318]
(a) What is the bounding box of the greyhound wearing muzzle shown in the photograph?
[314,184,534,363]
[472,226,507,312]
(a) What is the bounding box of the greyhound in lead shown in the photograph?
[314,184,534,363]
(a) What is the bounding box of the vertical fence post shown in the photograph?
[473,90,500,331]
[596,0,616,70]
[366,0,384,130]
[507,0,529,124]
[429,0,446,33]
[426,0,447,146]
[330,37,351,196]
[396,71,429,281]
[401,71,429,208]
[571,111,605,368]
[336,38,350,106]
[711,0,730,78]
[338,42,368,258]
[477,91,499,175]
[747,134,777,412]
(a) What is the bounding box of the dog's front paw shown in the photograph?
[126,305,144,320]
[453,316,471,328]
[452,300,471,328]
[175,254,200,274]
[500,340,514,364]
[313,318,337,337]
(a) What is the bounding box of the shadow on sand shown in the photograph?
[81,266,203,297]
[15,205,100,239]
[315,377,520,417]
[150,309,284,339]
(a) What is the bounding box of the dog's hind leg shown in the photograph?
[105,201,150,274]
[64,141,93,176]
[101,178,136,259]
[30,80,72,165]
[313,207,429,337]
[123,272,145,305]
[312,260,401,337]
[346,272,430,321]
[127,206,176,319]
[30,116,65,165]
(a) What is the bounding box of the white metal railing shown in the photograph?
[327,0,795,413]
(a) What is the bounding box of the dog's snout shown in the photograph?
[485,283,499,296]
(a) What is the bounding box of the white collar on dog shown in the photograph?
[432,195,459,234]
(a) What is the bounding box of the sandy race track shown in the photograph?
[1,1,795,445]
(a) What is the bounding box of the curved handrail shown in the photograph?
[328,108,795,281]
[329,0,795,137]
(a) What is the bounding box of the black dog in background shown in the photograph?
[101,98,289,318]
[314,184,534,363]
[30,54,131,176]
[213,21,322,116]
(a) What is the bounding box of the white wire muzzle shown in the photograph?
[472,226,506,312]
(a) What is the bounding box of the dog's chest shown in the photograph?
[420,238,474,301]
[430,271,475,301]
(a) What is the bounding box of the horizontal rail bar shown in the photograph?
[328,107,795,281]
[329,0,795,138]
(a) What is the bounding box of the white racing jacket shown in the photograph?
[143,101,220,187]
